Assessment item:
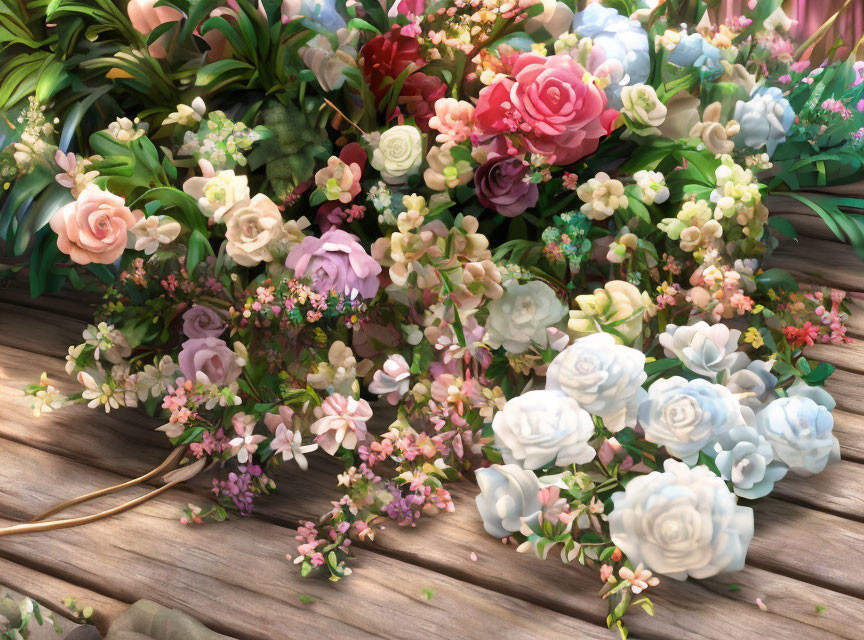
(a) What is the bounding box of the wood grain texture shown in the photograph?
[0,439,613,640]
[0,557,128,634]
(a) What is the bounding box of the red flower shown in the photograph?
[474,54,618,166]
[360,25,425,103]
[782,321,820,348]
[398,72,446,131]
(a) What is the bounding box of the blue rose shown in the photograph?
[572,3,650,109]
[733,86,795,156]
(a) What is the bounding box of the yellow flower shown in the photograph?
[743,327,764,349]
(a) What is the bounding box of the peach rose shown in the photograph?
[50,184,141,265]
[127,0,182,58]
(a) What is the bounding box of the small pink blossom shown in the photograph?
[310,394,373,455]
[368,354,411,404]
[228,413,265,463]
[428,98,476,148]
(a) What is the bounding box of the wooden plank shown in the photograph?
[768,237,864,292]
[0,557,128,634]
[806,340,864,374]
[2,329,864,636]
[0,439,613,640]
[0,302,85,359]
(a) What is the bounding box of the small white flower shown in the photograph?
[78,370,124,413]
[475,464,541,539]
[638,377,744,464]
[756,396,839,476]
[546,332,646,431]
[492,389,595,470]
[609,459,753,580]
[620,83,667,136]
[162,98,207,126]
[228,413,266,463]
[633,170,669,205]
[576,172,628,220]
[183,161,250,222]
[107,117,148,142]
[130,215,182,255]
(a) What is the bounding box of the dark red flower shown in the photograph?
[360,25,425,103]
[398,72,446,131]
[474,155,538,218]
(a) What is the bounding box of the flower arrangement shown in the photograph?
[2,0,862,636]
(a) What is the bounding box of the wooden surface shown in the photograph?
[1,227,863,639]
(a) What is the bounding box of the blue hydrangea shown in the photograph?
[572,3,650,109]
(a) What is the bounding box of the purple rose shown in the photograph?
[474,155,538,217]
[182,304,225,339]
[178,337,242,386]
[285,228,382,299]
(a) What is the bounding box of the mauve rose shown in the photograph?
[474,156,538,217]
[178,337,242,386]
[399,72,446,131]
[182,305,226,339]
[474,54,618,165]
[360,25,424,102]
[285,228,382,299]
[50,184,141,265]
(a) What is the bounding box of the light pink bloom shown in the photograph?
[228,413,265,463]
[271,424,318,470]
[263,405,296,433]
[309,394,373,455]
[315,156,362,204]
[50,184,141,265]
[368,354,411,404]
[619,564,660,594]
[285,229,382,299]
[428,98,475,148]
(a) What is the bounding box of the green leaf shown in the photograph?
[347,18,380,33]
[755,268,799,293]
[187,229,214,276]
[766,216,799,239]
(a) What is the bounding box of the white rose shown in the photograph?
[485,280,567,354]
[224,194,285,267]
[370,125,423,185]
[620,83,667,136]
[183,166,250,222]
[756,396,840,476]
[492,390,596,470]
[475,464,541,539]
[546,333,646,431]
[714,425,788,499]
[609,459,754,580]
[638,377,743,464]
[659,321,748,381]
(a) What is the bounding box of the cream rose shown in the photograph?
[50,184,141,265]
[485,280,567,354]
[224,194,285,267]
[370,125,423,184]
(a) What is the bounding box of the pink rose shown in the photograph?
[309,394,373,455]
[178,337,242,386]
[127,0,182,58]
[49,184,141,265]
[182,305,226,339]
[285,228,382,299]
[474,54,618,166]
